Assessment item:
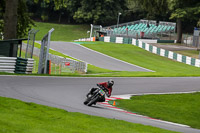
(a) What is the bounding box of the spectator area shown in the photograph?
[101,20,176,39]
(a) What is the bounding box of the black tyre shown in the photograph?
[83,98,90,105]
[87,96,99,106]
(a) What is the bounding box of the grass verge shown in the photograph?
[114,92,200,129]
[33,22,90,41]
[81,42,200,77]
[0,96,178,133]
[174,50,199,59]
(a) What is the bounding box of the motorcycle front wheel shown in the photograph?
[87,96,99,106]
[83,98,90,105]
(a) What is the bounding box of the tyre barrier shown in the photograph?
[0,57,34,74]
[15,57,34,74]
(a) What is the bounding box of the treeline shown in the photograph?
[27,0,128,25]
[0,0,200,41]
[26,0,200,28]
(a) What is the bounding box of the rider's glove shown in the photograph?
[97,84,101,87]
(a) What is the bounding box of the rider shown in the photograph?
[86,79,114,102]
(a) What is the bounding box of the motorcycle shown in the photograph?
[84,84,108,106]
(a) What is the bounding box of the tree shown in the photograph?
[127,0,200,43]
[30,0,73,23]
[17,0,34,38]
[3,0,18,39]
[2,0,34,39]
[124,0,145,21]
[73,0,127,25]
[131,0,169,20]
[169,0,200,43]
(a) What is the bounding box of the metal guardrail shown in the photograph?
[0,57,16,73]
[0,57,34,74]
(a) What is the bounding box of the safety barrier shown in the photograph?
[0,57,34,73]
[99,36,200,67]
[74,37,96,42]
[15,57,34,74]
[0,57,16,73]
[132,39,200,67]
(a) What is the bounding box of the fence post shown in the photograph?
[38,28,54,74]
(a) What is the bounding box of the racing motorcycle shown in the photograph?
[84,84,108,106]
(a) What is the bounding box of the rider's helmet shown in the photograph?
[108,79,114,87]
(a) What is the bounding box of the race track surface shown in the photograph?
[0,76,200,133]
[49,41,152,72]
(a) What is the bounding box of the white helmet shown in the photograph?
[108,79,114,87]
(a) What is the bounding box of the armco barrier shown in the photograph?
[99,36,200,67]
[0,57,34,74]
[0,57,16,73]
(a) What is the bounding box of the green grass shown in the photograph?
[174,50,199,59]
[0,96,178,133]
[33,22,90,41]
[81,42,200,77]
[87,64,118,74]
[157,43,199,58]
[114,92,200,129]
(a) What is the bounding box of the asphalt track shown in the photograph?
[49,41,152,72]
[0,75,200,133]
